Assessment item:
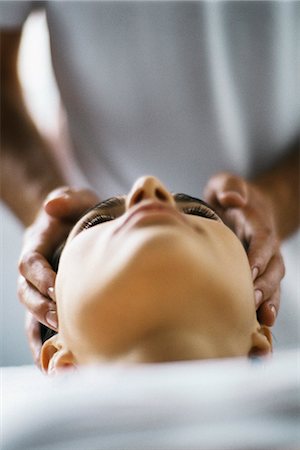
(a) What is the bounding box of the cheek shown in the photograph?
[55,230,113,331]
[187,216,248,266]
[188,218,254,303]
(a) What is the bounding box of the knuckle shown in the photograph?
[18,251,38,274]
[277,254,286,279]
[18,257,26,275]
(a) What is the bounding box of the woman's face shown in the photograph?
[54,176,261,365]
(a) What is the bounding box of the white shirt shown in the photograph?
[1,1,299,197]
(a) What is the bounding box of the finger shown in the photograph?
[44,188,100,220]
[18,276,58,330]
[204,173,248,208]
[247,229,279,279]
[254,253,285,306]
[21,217,72,264]
[19,252,56,298]
[256,288,280,327]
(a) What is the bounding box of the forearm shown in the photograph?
[1,91,67,226]
[252,142,300,240]
[1,31,67,226]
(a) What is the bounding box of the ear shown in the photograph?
[40,335,76,375]
[248,326,273,358]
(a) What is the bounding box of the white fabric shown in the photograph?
[2,349,300,450]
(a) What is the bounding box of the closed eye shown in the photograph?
[78,213,115,232]
[76,196,125,233]
[173,193,220,221]
[181,205,219,221]
[75,192,220,235]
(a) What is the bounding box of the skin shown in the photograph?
[1,29,294,365]
[40,176,272,373]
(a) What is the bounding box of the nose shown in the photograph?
[126,176,175,209]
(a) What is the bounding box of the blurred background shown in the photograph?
[1,11,299,367]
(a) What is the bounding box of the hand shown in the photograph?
[18,187,100,364]
[204,173,285,327]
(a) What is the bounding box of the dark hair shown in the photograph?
[40,322,57,344]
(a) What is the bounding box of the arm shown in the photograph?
[1,30,100,365]
[1,30,66,225]
[253,143,300,240]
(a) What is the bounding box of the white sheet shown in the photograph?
[2,348,299,450]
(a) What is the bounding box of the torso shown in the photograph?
[44,1,300,195]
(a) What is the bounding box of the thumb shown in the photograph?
[44,187,100,220]
[204,173,248,208]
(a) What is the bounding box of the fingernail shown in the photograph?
[47,287,56,301]
[255,289,263,306]
[44,192,70,206]
[252,267,259,281]
[269,304,277,319]
[46,310,58,329]
[61,193,71,200]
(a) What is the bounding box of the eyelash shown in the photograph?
[181,206,218,220]
[78,196,123,231]
[80,204,217,232]
[79,213,115,231]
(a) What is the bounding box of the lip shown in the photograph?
[113,201,188,235]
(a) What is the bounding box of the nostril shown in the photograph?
[129,185,169,206]
[133,190,144,204]
[155,188,168,201]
